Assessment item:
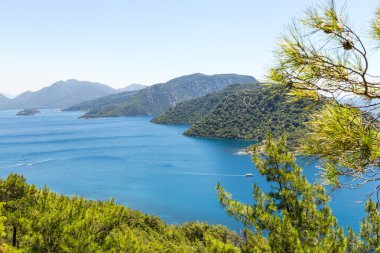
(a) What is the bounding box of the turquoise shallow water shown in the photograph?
[0,109,374,231]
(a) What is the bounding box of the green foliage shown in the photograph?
[151,84,254,125]
[217,135,347,252]
[217,134,380,252]
[372,7,380,42]
[360,199,380,252]
[268,1,379,101]
[346,199,380,252]
[0,174,240,252]
[302,105,380,188]
[80,73,256,118]
[267,0,380,193]
[182,85,320,145]
[0,203,19,252]
[346,228,365,253]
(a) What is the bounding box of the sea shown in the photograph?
[0,109,374,231]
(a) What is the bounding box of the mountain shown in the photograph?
[185,86,321,143]
[151,83,260,124]
[64,90,139,112]
[0,94,11,109]
[153,84,321,144]
[117,83,147,92]
[79,73,257,118]
[2,93,17,99]
[4,79,117,109]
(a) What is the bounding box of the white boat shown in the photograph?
[245,173,253,177]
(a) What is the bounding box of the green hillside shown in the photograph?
[79,73,257,118]
[0,174,241,252]
[185,86,319,143]
[153,84,321,144]
[151,83,260,124]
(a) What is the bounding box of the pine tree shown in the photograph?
[267,0,380,191]
[217,135,346,252]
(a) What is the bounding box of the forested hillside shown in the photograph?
[79,73,257,118]
[151,83,259,125]
[185,86,319,143]
[153,84,320,144]
[0,174,240,252]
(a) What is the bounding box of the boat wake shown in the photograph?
[4,159,55,169]
[235,149,250,156]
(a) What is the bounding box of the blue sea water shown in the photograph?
[0,109,374,231]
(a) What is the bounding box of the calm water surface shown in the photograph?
[0,109,373,231]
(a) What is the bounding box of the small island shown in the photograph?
[16,108,41,116]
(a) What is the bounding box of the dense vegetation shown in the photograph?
[0,174,241,252]
[153,83,321,144]
[1,1,379,252]
[214,1,380,252]
[185,86,320,143]
[217,135,380,252]
[267,0,380,191]
[151,84,260,125]
[1,138,378,252]
[78,73,257,118]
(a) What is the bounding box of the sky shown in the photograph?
[0,0,379,95]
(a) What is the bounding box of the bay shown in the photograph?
[0,109,373,231]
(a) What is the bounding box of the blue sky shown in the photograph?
[0,0,379,94]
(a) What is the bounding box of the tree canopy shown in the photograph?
[268,0,380,103]
[217,135,380,252]
[215,2,380,251]
[268,0,380,192]
[0,174,241,253]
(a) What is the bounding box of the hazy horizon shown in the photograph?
[0,73,253,97]
[1,0,379,94]
[1,78,147,97]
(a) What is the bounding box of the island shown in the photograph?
[16,108,41,116]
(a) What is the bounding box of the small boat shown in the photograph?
[245,173,253,177]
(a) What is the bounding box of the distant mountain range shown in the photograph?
[117,84,147,92]
[0,80,146,110]
[64,90,140,112]
[1,93,17,99]
[72,73,257,118]
[1,74,324,145]
[153,83,322,144]
[0,94,11,108]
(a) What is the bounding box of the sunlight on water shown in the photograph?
[0,109,371,231]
